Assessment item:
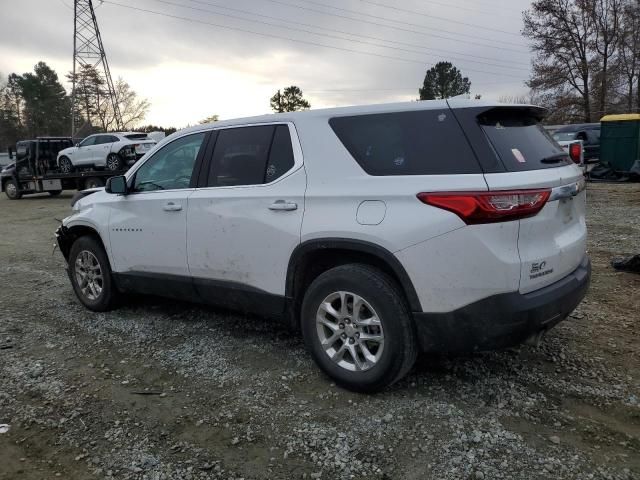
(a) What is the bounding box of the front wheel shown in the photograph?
[68,236,119,311]
[106,153,123,171]
[301,264,417,393]
[4,179,22,200]
[59,156,73,173]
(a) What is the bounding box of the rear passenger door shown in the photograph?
[186,123,306,315]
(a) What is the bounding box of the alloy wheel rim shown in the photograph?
[106,155,119,170]
[316,291,385,372]
[6,182,17,197]
[74,250,103,301]
[60,160,71,173]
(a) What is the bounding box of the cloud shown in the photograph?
[0,0,533,126]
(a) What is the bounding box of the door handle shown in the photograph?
[163,202,183,212]
[269,200,298,211]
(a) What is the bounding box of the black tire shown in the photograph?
[4,179,22,200]
[49,190,63,196]
[106,153,123,171]
[68,236,119,312]
[301,264,417,393]
[59,156,73,173]
[84,177,104,189]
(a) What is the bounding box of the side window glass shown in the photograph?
[80,136,96,147]
[108,135,119,143]
[133,132,205,192]
[266,125,295,182]
[208,126,274,187]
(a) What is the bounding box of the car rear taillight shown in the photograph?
[417,189,551,224]
[569,143,582,164]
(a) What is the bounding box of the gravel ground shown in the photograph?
[0,183,639,480]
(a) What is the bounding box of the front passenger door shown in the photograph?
[74,135,98,166]
[109,132,208,293]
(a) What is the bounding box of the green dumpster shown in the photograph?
[600,114,640,173]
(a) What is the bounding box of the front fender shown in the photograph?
[58,214,114,268]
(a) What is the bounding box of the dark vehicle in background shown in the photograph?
[1,137,134,200]
[552,123,600,162]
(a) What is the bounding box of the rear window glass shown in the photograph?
[329,110,481,175]
[125,133,148,140]
[479,109,571,171]
[266,125,295,182]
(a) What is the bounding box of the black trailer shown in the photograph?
[1,137,130,200]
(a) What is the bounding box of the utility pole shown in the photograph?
[71,0,123,139]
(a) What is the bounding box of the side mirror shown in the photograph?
[105,175,128,194]
[8,147,13,159]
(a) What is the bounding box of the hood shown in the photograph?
[1,162,15,173]
[58,146,76,156]
[70,187,105,209]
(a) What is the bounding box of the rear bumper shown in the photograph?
[413,255,591,353]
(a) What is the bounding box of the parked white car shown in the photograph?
[55,100,590,392]
[56,132,156,173]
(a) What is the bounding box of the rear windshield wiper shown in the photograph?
[540,154,569,164]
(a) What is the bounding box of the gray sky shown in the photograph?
[0,0,534,127]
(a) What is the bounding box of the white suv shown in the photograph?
[57,132,156,173]
[56,100,591,392]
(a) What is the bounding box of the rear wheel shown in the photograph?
[68,236,119,311]
[106,153,123,171]
[59,156,73,173]
[301,264,417,392]
[4,179,21,200]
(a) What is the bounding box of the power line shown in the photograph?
[357,0,523,32]
[101,1,527,80]
[358,0,523,18]
[165,0,530,71]
[267,0,530,51]
[185,0,530,67]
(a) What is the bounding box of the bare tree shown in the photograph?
[68,68,150,132]
[524,0,597,122]
[110,78,150,130]
[590,0,623,117]
[618,0,640,111]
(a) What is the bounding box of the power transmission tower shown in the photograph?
[71,0,123,138]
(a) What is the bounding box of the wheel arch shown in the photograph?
[57,223,110,265]
[286,238,423,325]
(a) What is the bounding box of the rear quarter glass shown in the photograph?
[329,109,482,175]
[478,108,572,172]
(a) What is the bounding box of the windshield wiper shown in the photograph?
[540,154,569,164]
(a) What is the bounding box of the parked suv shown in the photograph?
[55,100,590,392]
[57,132,156,173]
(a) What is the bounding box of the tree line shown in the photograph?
[524,0,640,123]
[0,61,153,149]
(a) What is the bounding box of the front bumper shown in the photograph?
[413,255,591,353]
